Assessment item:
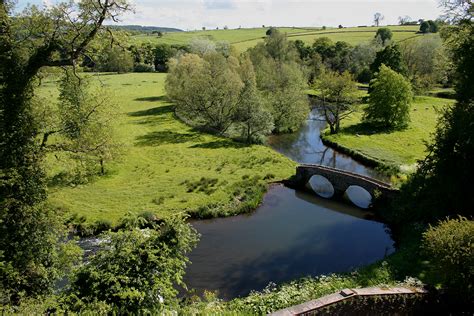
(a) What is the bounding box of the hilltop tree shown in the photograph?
[316,70,359,134]
[398,15,412,25]
[364,65,413,129]
[374,12,384,26]
[0,0,130,303]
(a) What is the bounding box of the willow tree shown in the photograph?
[0,0,129,302]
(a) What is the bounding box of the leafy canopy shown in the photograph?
[364,64,413,129]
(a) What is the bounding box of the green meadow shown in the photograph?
[42,73,295,224]
[322,95,455,171]
[132,25,421,52]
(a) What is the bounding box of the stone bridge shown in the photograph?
[291,164,399,208]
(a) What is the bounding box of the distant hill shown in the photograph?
[110,25,183,33]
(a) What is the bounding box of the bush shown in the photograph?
[93,219,112,234]
[133,63,155,72]
[422,217,474,300]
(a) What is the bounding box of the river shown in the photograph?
[183,109,394,299]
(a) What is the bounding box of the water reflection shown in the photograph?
[344,186,373,209]
[185,185,394,299]
[268,108,383,180]
[307,175,335,198]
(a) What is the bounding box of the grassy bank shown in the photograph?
[40,73,295,225]
[322,96,455,174]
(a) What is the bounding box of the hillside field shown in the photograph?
[131,25,421,52]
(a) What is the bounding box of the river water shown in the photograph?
[184,109,394,299]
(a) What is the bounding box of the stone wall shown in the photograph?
[270,287,429,316]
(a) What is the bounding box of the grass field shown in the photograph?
[40,73,295,224]
[322,96,455,171]
[131,25,421,52]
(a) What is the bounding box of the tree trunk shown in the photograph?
[100,158,105,175]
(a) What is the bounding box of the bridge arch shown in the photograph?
[307,175,335,198]
[292,164,399,208]
[344,185,372,209]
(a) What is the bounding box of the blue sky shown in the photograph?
[17,0,444,30]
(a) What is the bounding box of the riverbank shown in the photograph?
[321,96,455,177]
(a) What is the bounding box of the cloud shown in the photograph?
[203,0,235,10]
[17,0,444,30]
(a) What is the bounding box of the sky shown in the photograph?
[17,0,445,30]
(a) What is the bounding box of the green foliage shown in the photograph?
[370,44,406,75]
[312,37,353,73]
[396,21,474,223]
[400,35,447,92]
[420,21,430,34]
[375,28,393,44]
[249,32,309,132]
[420,20,438,34]
[316,70,359,134]
[422,217,474,300]
[67,216,199,314]
[153,43,189,72]
[446,20,474,103]
[235,55,274,143]
[98,46,134,73]
[350,41,381,82]
[364,65,413,129]
[133,63,155,72]
[0,0,130,304]
[43,70,121,180]
[166,52,243,133]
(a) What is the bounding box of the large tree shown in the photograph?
[166,52,244,134]
[249,30,309,132]
[316,70,359,134]
[0,0,129,302]
[364,65,413,129]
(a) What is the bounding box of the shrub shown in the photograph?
[133,63,155,73]
[422,217,474,300]
[67,217,199,313]
[93,219,112,234]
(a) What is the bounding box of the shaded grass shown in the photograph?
[39,73,295,225]
[322,96,455,171]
